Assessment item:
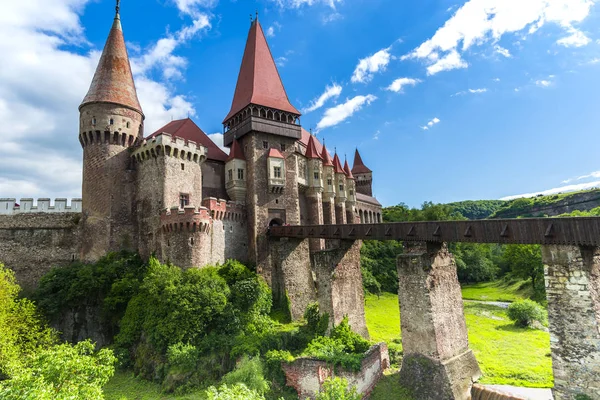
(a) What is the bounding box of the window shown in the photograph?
[181,163,185,171]
[314,172,319,180]
[228,169,233,181]
[237,168,244,180]
[273,166,282,178]
[263,141,269,149]
[281,143,286,151]
[92,118,96,126]
[339,184,344,192]
[109,118,114,125]
[179,193,190,208]
[349,190,354,195]
[126,122,131,128]
[327,178,332,186]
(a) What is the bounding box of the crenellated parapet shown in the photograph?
[160,206,212,234]
[132,133,208,165]
[0,198,82,215]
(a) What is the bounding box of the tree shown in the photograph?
[502,245,545,300]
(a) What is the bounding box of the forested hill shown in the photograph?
[395,189,600,221]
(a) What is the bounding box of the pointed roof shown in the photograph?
[344,159,354,179]
[223,20,300,123]
[226,139,245,162]
[80,9,143,115]
[333,154,345,174]
[148,118,228,162]
[352,149,372,174]
[268,148,285,159]
[321,142,333,167]
[305,134,322,159]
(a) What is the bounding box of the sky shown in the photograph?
[1,0,600,208]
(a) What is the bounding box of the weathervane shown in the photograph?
[116,0,120,15]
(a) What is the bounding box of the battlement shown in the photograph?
[132,133,208,165]
[0,198,82,215]
[160,205,212,233]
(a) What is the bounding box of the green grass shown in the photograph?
[104,371,205,400]
[364,293,553,388]
[368,369,413,400]
[461,279,532,302]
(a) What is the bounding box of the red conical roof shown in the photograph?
[226,139,245,162]
[321,143,333,167]
[344,159,354,179]
[305,134,321,159]
[333,154,344,174]
[80,11,143,115]
[352,149,372,174]
[223,20,300,123]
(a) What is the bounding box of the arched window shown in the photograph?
[92,118,97,126]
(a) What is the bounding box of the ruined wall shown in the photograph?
[312,240,368,337]
[0,213,81,291]
[282,343,389,400]
[542,245,600,399]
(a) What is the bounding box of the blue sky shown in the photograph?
[1,0,599,207]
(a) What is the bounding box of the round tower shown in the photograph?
[352,149,373,197]
[78,3,145,261]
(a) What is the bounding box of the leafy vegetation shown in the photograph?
[447,200,506,220]
[491,189,600,219]
[315,377,360,400]
[461,279,531,302]
[507,300,547,328]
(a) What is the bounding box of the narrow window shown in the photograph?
[349,190,354,196]
[280,143,286,151]
[339,184,344,191]
[92,118,97,126]
[228,169,233,181]
[126,122,131,128]
[179,193,190,208]
[274,166,282,178]
[314,172,319,180]
[109,118,114,125]
[237,168,244,180]
[327,178,332,186]
[181,163,185,171]
[263,141,268,149]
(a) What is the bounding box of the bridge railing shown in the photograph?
[269,217,600,246]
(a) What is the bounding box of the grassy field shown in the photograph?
[461,279,532,302]
[104,372,205,400]
[364,293,553,388]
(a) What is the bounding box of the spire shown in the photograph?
[305,134,321,159]
[351,149,371,174]
[223,19,300,123]
[80,5,143,116]
[321,142,333,167]
[226,139,246,162]
[333,153,344,174]
[344,159,354,179]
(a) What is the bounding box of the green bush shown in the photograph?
[205,383,265,400]
[315,377,361,400]
[0,340,116,400]
[304,302,329,337]
[221,356,270,395]
[507,300,547,327]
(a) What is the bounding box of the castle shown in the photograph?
[0,5,381,318]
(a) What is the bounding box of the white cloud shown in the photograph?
[351,48,392,83]
[422,117,441,130]
[556,27,591,47]
[373,130,380,140]
[493,78,501,82]
[266,22,282,38]
[426,50,468,75]
[316,94,377,131]
[386,77,421,93]
[403,0,596,74]
[501,181,600,200]
[276,56,288,67]
[454,88,488,96]
[0,0,209,198]
[303,83,342,113]
[494,45,512,58]
[272,0,342,9]
[562,170,600,183]
[322,12,343,23]
[535,79,552,87]
[208,133,229,155]
[266,26,275,37]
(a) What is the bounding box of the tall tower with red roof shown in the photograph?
[78,4,145,260]
[352,149,373,197]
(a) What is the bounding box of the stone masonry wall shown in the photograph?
[312,239,369,337]
[282,343,389,400]
[542,245,600,399]
[0,213,81,291]
[202,160,227,200]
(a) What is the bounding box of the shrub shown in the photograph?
[166,342,199,371]
[315,377,361,400]
[304,302,329,337]
[507,299,547,327]
[221,357,270,395]
[205,383,265,400]
[264,350,294,386]
[0,340,116,400]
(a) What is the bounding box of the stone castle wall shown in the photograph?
[0,198,82,214]
[0,213,81,291]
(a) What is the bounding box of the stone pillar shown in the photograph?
[312,239,369,338]
[306,190,325,252]
[270,237,318,321]
[345,206,355,225]
[397,242,481,400]
[335,202,346,225]
[542,245,600,399]
[322,197,336,225]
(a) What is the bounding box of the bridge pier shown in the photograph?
[542,245,600,399]
[312,239,369,338]
[397,242,481,400]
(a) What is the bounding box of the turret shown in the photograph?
[321,143,335,199]
[79,2,144,260]
[305,135,323,191]
[225,139,247,201]
[344,159,356,223]
[333,153,347,224]
[352,149,373,197]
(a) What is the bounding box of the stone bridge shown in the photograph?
[269,218,600,400]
